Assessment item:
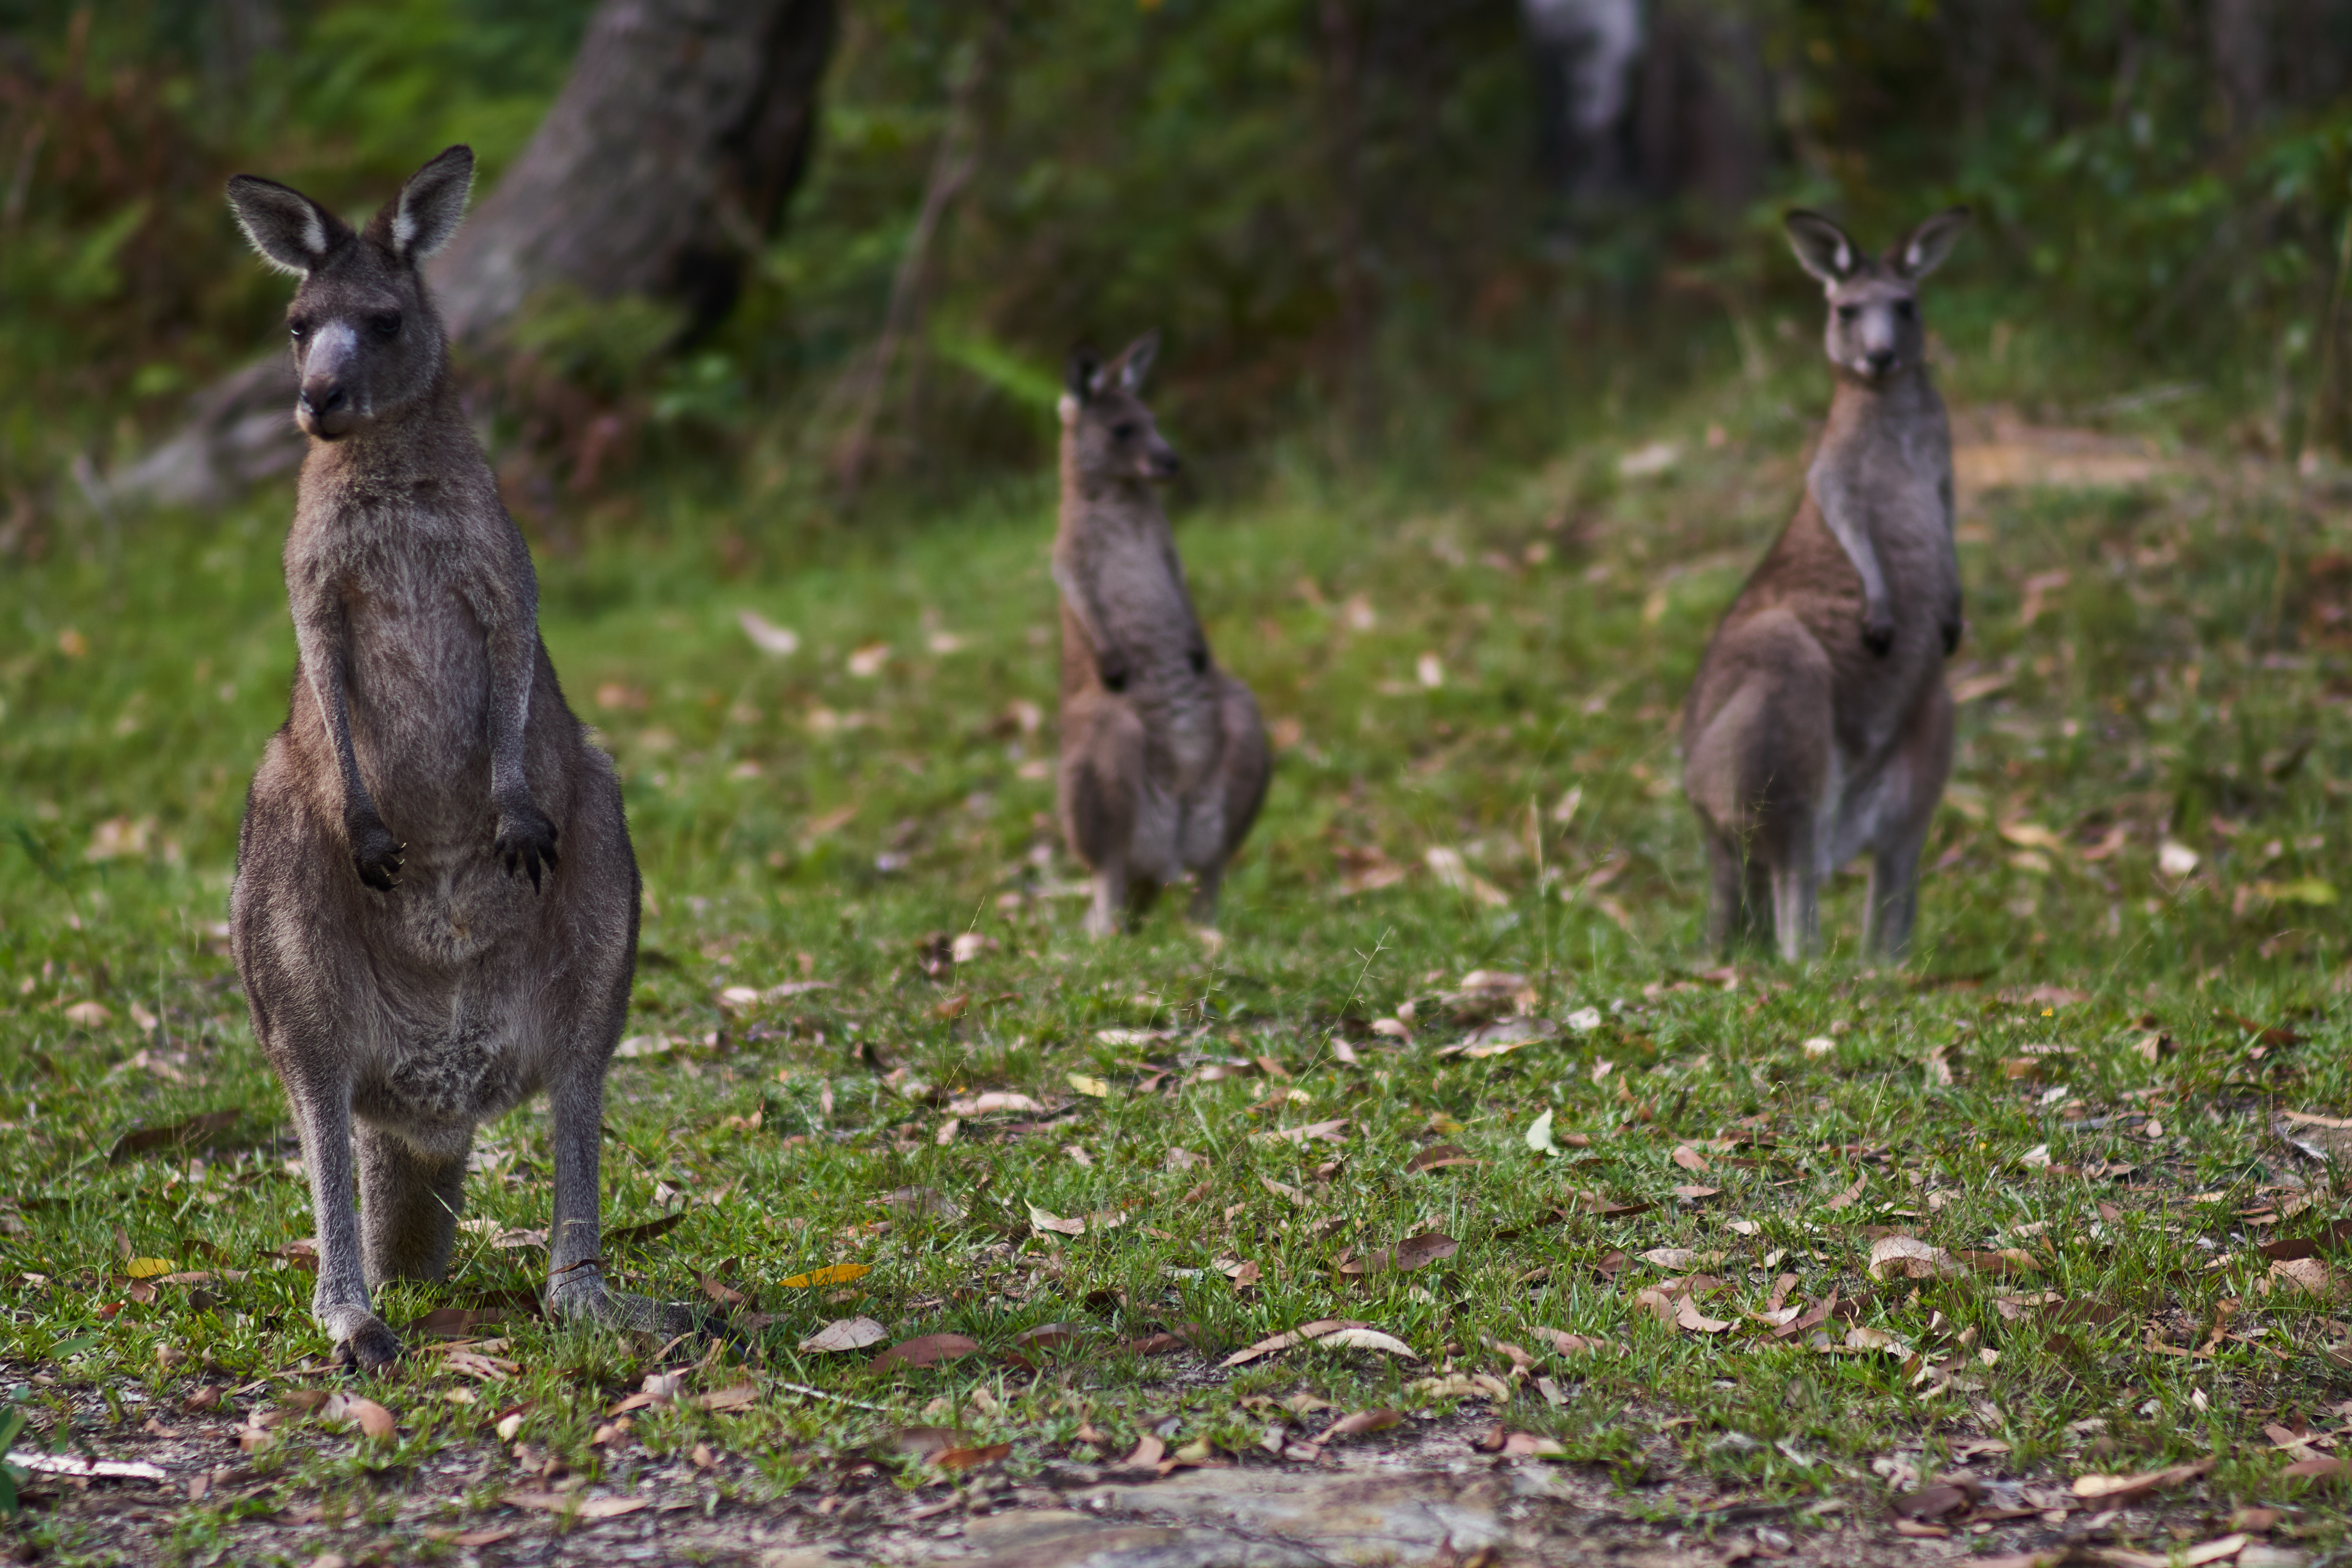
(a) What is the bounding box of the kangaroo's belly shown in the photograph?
[349,962,542,1132]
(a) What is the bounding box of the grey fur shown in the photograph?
[226,146,695,1370]
[1680,207,1970,963]
[1053,333,1270,936]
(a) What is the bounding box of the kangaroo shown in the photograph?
[225,147,693,1370]
[1054,332,1270,936]
[1680,207,1971,962]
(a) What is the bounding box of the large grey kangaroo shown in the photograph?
[1681,207,1971,962]
[226,147,693,1369]
[1054,333,1270,936]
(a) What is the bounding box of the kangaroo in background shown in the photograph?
[1054,332,1269,936]
[1681,206,1972,962]
[226,147,694,1369]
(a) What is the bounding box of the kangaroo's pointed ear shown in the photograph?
[1888,206,1971,281]
[226,174,348,276]
[1784,210,1861,289]
[1117,329,1160,392]
[390,145,474,264]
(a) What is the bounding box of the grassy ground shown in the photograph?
[3,370,2351,1566]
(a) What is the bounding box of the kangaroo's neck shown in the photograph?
[1820,366,1946,449]
[1057,431,1164,535]
[300,367,477,494]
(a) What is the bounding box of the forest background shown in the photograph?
[4,0,2352,553]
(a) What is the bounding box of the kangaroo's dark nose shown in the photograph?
[1147,446,1181,480]
[1865,348,1896,376]
[301,382,348,417]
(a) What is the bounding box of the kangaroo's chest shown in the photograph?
[291,515,495,807]
[1087,528,1193,643]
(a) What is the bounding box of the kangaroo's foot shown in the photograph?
[548,1267,706,1339]
[322,1304,402,1372]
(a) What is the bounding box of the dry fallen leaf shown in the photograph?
[695,1385,759,1412]
[504,1491,648,1519]
[871,1334,980,1373]
[934,1442,1013,1472]
[1406,1144,1479,1173]
[879,1186,965,1223]
[1219,1319,1369,1368]
[1011,1321,1093,1354]
[1027,1203,1088,1237]
[1252,1118,1350,1145]
[2269,1257,2342,1298]
[948,1091,1044,1115]
[1674,1296,1731,1334]
[1868,1235,1965,1282]
[1824,1173,1867,1209]
[1124,1434,1167,1469]
[1640,1247,1713,1270]
[2071,1459,2213,1502]
[321,1393,396,1442]
[779,1263,871,1289]
[1325,1408,1403,1440]
[800,1316,889,1354]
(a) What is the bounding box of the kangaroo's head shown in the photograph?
[1060,332,1180,486]
[226,146,474,441]
[1786,207,1971,386]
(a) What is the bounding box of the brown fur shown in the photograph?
[1053,333,1269,935]
[1681,208,1971,962]
[225,147,696,1370]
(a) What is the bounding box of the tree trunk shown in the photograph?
[113,0,836,507]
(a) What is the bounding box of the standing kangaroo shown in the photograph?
[1681,207,1971,962]
[1054,333,1269,936]
[226,147,691,1369]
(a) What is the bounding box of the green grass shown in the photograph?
[4,376,2351,1564]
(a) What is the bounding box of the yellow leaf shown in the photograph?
[124,1258,176,1279]
[780,1263,872,1289]
[1066,1073,1111,1098]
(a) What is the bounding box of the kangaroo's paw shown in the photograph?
[351,818,406,892]
[494,802,560,891]
[328,1312,403,1373]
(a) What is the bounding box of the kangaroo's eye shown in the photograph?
[1895,298,1916,319]
[369,312,403,339]
[1835,305,1858,323]
[1112,421,1139,440]
[288,319,309,339]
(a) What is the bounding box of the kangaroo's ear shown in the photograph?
[1888,206,1971,281]
[1784,210,1861,288]
[390,145,474,264]
[1065,345,1103,403]
[226,175,348,276]
[1116,329,1160,392]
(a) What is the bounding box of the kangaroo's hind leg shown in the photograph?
[1862,679,1955,960]
[1188,671,1269,925]
[1059,690,1146,937]
[1704,833,1772,955]
[357,1121,469,1288]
